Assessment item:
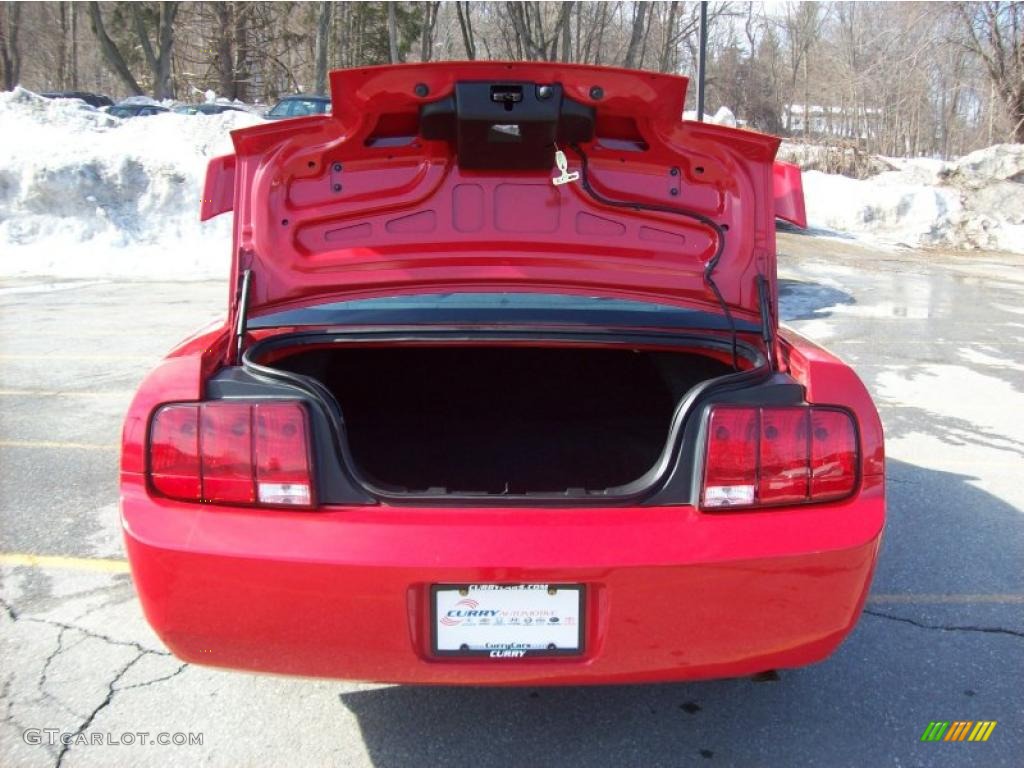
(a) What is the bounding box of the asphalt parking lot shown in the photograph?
[1,232,1022,767]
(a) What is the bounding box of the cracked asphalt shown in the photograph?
[1,233,1022,767]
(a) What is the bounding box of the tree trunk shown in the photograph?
[129,1,177,98]
[623,2,649,69]
[336,2,350,67]
[659,1,680,73]
[233,2,249,102]
[70,1,78,89]
[154,3,178,99]
[215,3,234,98]
[0,2,22,90]
[387,1,400,64]
[592,3,609,65]
[87,1,143,95]
[456,2,476,60]
[58,3,68,89]
[957,2,1024,143]
[560,2,572,62]
[507,3,528,59]
[314,1,331,93]
[420,1,440,63]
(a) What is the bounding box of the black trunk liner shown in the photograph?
[275,346,729,494]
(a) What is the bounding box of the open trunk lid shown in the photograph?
[205,62,786,331]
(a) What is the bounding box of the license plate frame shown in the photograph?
[430,583,586,658]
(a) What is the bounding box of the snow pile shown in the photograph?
[0,87,263,280]
[802,144,1024,253]
[683,106,737,127]
[777,140,895,178]
[2,85,1021,282]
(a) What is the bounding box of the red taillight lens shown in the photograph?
[149,404,200,501]
[703,407,758,507]
[758,407,810,504]
[702,405,857,510]
[200,403,255,504]
[254,402,313,506]
[148,401,314,508]
[810,409,858,501]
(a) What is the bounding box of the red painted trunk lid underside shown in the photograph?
[203,62,790,325]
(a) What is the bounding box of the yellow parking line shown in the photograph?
[0,354,152,361]
[0,390,134,398]
[0,440,118,451]
[0,331,164,337]
[0,553,1021,608]
[0,553,130,573]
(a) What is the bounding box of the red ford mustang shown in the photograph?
[121,63,884,685]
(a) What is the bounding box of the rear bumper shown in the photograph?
[122,474,884,685]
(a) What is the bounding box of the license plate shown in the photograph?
[432,584,584,657]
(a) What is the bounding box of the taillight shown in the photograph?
[701,405,857,510]
[149,404,200,501]
[702,407,758,507]
[200,403,255,504]
[148,401,314,508]
[254,402,313,506]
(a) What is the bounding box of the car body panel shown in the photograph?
[778,325,885,478]
[200,154,236,222]
[773,161,808,228]
[219,62,781,328]
[122,469,882,684]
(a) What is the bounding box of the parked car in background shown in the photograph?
[123,62,884,686]
[264,94,330,120]
[40,91,114,109]
[109,102,170,118]
[173,103,250,115]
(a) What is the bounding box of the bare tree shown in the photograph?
[87,2,144,95]
[420,1,441,62]
[0,1,22,90]
[779,1,828,133]
[657,1,680,73]
[70,1,79,88]
[133,2,179,99]
[57,3,69,88]
[455,2,477,59]
[559,1,573,62]
[623,2,650,69]
[3,0,1017,156]
[958,1,1024,142]
[387,1,400,63]
[314,1,331,93]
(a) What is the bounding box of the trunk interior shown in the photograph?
[270,345,735,496]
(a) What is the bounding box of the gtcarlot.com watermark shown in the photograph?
[23,729,203,747]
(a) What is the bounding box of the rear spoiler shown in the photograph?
[773,161,807,228]
[200,154,235,221]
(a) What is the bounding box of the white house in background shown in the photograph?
[784,104,883,140]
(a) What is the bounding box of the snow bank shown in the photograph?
[2,86,1022,283]
[0,87,263,280]
[777,140,896,178]
[802,144,1024,254]
[683,106,737,126]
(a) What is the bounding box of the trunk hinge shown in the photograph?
[233,268,252,365]
[757,274,777,371]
